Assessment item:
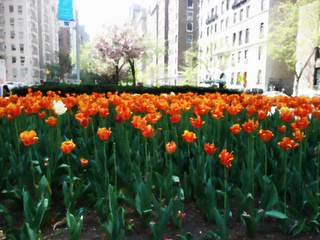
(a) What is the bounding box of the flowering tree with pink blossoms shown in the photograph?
[90,24,149,85]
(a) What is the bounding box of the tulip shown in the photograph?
[141,125,154,138]
[45,116,57,127]
[60,139,76,154]
[80,158,89,167]
[170,114,181,124]
[280,107,294,122]
[204,143,217,155]
[52,100,67,116]
[181,130,197,142]
[114,116,123,123]
[219,149,234,169]
[278,137,299,151]
[230,124,241,134]
[38,111,46,119]
[165,141,177,154]
[190,115,205,129]
[258,130,274,142]
[242,118,259,133]
[20,130,38,146]
[97,127,112,140]
[278,125,286,132]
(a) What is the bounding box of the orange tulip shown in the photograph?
[38,111,46,119]
[242,119,259,133]
[257,110,268,120]
[280,107,294,122]
[211,106,224,119]
[290,117,309,131]
[204,143,217,155]
[20,130,38,146]
[79,117,92,130]
[141,125,154,138]
[170,114,181,124]
[60,140,76,154]
[97,127,112,140]
[45,116,57,127]
[80,158,89,167]
[278,137,299,151]
[181,130,197,142]
[258,130,274,142]
[190,115,205,129]
[99,108,109,118]
[278,125,286,133]
[230,124,241,134]
[219,149,234,169]
[165,141,177,154]
[146,113,162,124]
[292,130,305,142]
[227,104,242,116]
[131,115,147,129]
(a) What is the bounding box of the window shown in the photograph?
[10,31,15,39]
[188,0,193,8]
[11,44,16,51]
[226,0,229,10]
[10,18,14,25]
[226,17,229,28]
[187,34,193,43]
[261,0,266,11]
[19,32,23,39]
[239,30,242,45]
[9,5,13,13]
[244,50,248,59]
[12,68,17,77]
[231,72,234,84]
[21,68,26,76]
[175,35,177,43]
[233,13,237,24]
[220,20,224,30]
[232,54,235,64]
[238,51,241,63]
[260,23,264,38]
[247,6,250,18]
[221,2,224,14]
[207,27,209,36]
[187,22,193,31]
[245,28,249,43]
[12,56,16,64]
[225,36,228,44]
[20,56,25,66]
[240,9,243,21]
[18,6,22,14]
[317,47,320,58]
[258,46,262,60]
[18,18,23,26]
[187,11,193,21]
[211,25,213,34]
[215,5,218,15]
[186,45,192,51]
[257,70,262,84]
[215,23,217,32]
[236,72,241,85]
[20,44,24,53]
[233,33,236,46]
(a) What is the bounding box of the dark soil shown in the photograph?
[1,191,320,240]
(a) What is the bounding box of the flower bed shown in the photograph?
[0,90,320,239]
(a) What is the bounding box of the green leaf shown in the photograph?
[158,199,173,236]
[265,210,288,219]
[58,163,69,168]
[214,208,229,240]
[20,222,37,240]
[261,182,278,211]
[0,204,14,228]
[177,232,195,240]
[30,198,48,231]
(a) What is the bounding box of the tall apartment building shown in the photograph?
[0,0,59,85]
[146,0,198,85]
[198,0,294,94]
[167,0,198,85]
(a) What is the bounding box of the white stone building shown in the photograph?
[198,0,294,93]
[0,0,59,85]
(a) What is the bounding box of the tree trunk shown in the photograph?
[115,65,119,85]
[128,59,136,86]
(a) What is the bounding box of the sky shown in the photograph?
[76,0,155,38]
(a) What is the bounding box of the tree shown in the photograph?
[180,43,199,85]
[90,24,149,85]
[267,0,320,95]
[45,62,60,82]
[58,51,72,79]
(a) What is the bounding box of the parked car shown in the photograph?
[261,91,288,97]
[6,82,25,89]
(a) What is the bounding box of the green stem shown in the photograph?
[224,167,228,222]
[103,141,108,195]
[91,121,98,164]
[170,154,173,190]
[30,147,36,189]
[188,144,191,169]
[197,128,201,157]
[264,143,268,192]
[138,130,140,170]
[209,155,212,181]
[317,143,320,200]
[252,136,255,198]
[15,119,20,163]
[145,138,148,174]
[284,151,288,216]
[113,142,117,193]
[299,137,302,175]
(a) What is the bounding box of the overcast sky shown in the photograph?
[76,0,156,38]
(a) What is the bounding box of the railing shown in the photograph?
[232,0,247,10]
[205,14,218,25]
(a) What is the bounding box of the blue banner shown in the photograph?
[58,0,74,21]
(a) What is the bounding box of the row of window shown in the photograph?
[9,18,24,27]
[201,0,267,14]
[230,47,264,64]
[9,5,23,14]
[12,68,27,77]
[10,56,26,65]
[11,43,25,52]
[9,31,24,39]
[230,70,262,85]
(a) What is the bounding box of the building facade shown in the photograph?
[0,0,59,85]
[198,0,294,93]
